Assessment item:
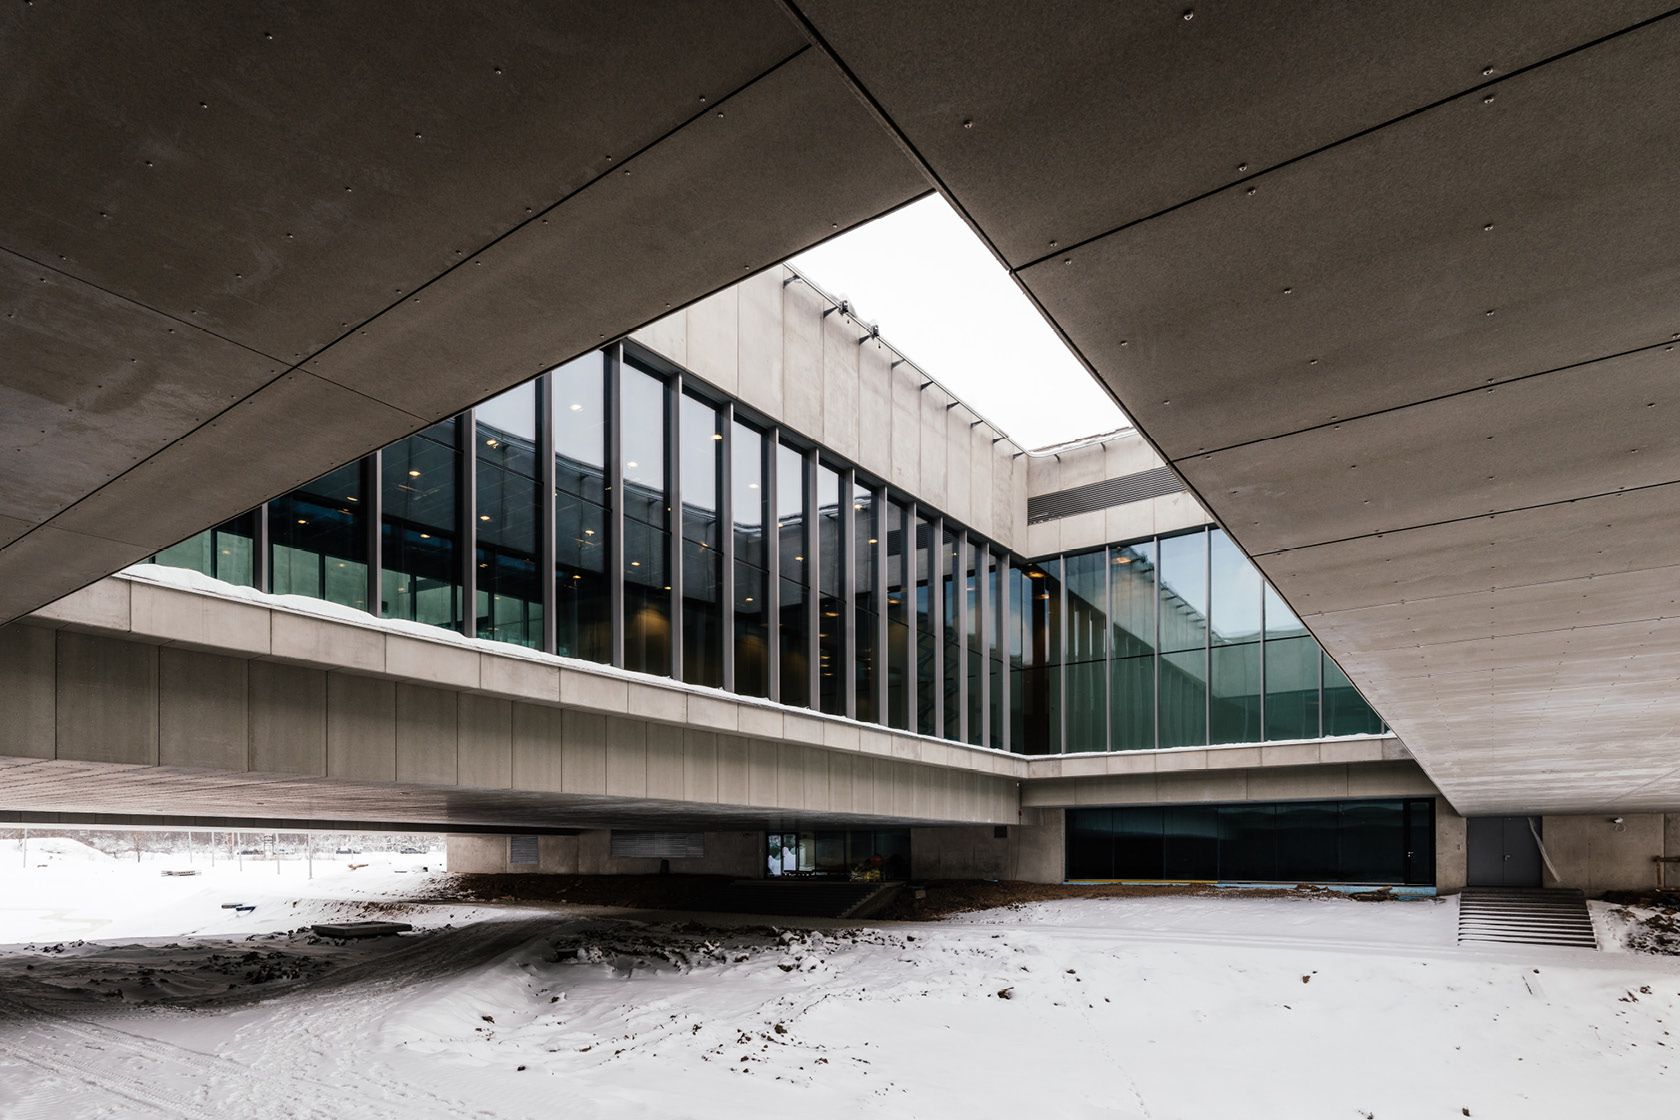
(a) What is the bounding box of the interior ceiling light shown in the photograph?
[712,433,722,440]
[626,461,638,468]
[570,403,582,411]
[408,469,420,477]
[485,438,499,448]
[480,514,490,521]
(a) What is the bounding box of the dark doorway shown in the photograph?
[1466,816,1543,888]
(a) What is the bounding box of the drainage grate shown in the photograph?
[1457,888,1597,948]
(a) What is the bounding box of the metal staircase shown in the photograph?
[1457,888,1597,948]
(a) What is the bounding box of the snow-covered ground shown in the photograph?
[1,844,1676,1119]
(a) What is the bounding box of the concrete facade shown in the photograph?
[1539,813,1675,896]
[445,830,765,879]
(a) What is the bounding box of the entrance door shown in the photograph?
[1466,816,1543,887]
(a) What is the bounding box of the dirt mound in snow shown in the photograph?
[432,873,737,912]
[875,880,1350,921]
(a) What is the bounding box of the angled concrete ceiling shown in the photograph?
[7,1,1677,818]
[791,0,1680,814]
[0,1,928,623]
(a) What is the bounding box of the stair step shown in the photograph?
[1457,889,1598,950]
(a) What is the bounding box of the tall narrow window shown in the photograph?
[1324,653,1385,736]
[884,500,911,731]
[382,419,462,631]
[1064,549,1107,752]
[914,516,937,736]
[475,381,542,647]
[1020,558,1063,755]
[680,392,724,687]
[1110,541,1156,751]
[816,464,845,716]
[987,550,1004,750]
[1008,561,1029,752]
[271,462,368,610]
[1157,529,1207,748]
[1209,529,1262,744]
[853,482,879,724]
[777,442,809,708]
[621,362,670,676]
[552,352,609,663]
[966,539,983,746]
[941,528,962,741]
[153,511,259,587]
[731,421,769,697]
[1264,583,1319,740]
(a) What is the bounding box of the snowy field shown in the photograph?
[1,839,1676,1119]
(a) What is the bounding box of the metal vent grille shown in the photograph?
[610,831,705,859]
[508,835,539,865]
[1027,466,1185,524]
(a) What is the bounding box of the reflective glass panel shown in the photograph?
[854,482,879,724]
[915,517,937,736]
[271,462,368,610]
[1064,549,1107,753]
[817,464,844,716]
[1324,654,1385,736]
[777,442,808,708]
[1110,541,1156,657]
[1158,529,1207,653]
[987,551,1004,750]
[885,501,911,730]
[553,354,609,663]
[732,422,768,696]
[382,421,461,631]
[154,511,258,587]
[1209,529,1263,645]
[942,528,961,740]
[476,383,541,647]
[552,352,605,504]
[1159,647,1207,748]
[1110,653,1155,751]
[680,393,723,687]
[1209,641,1262,744]
[1264,635,1321,740]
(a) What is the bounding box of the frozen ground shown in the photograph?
[1,844,1676,1119]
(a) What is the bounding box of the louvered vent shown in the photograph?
[1027,466,1185,524]
[508,835,539,865]
[610,831,706,859]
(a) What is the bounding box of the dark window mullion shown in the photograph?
[668,372,683,682]
[805,446,819,709]
[365,451,382,617]
[875,485,889,726]
[720,402,735,693]
[607,345,626,669]
[765,425,780,704]
[459,413,476,637]
[842,466,856,721]
[537,370,558,655]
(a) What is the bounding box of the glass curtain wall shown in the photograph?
[777,442,809,708]
[816,464,844,716]
[732,421,770,697]
[270,462,368,610]
[145,339,1394,756]
[680,392,724,687]
[1064,549,1106,752]
[1066,799,1435,885]
[941,528,962,740]
[854,482,879,724]
[1209,529,1262,743]
[475,382,542,647]
[914,516,937,736]
[382,419,462,630]
[553,352,610,663]
[884,501,912,731]
[621,362,670,676]
[151,512,258,587]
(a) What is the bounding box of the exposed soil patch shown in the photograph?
[426,873,737,912]
[873,880,1352,922]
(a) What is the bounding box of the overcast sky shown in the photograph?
[789,194,1128,451]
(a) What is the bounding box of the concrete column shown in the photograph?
[1434,797,1467,894]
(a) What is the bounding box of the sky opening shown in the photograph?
[790,194,1128,451]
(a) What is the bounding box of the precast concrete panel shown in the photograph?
[55,631,157,766]
[782,277,826,435]
[747,739,779,807]
[821,305,861,461]
[326,674,397,783]
[944,406,971,525]
[158,647,248,771]
[888,361,921,493]
[736,268,785,416]
[511,703,566,793]
[248,661,325,776]
[394,683,458,786]
[917,387,948,510]
[456,694,513,790]
[560,710,607,796]
[631,310,687,370]
[0,624,55,760]
[717,734,751,804]
[685,287,739,396]
[604,716,648,798]
[857,342,893,483]
[682,729,719,804]
[644,722,686,802]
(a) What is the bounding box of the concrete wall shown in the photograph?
[911,808,1065,884]
[632,267,1029,551]
[1022,429,1211,557]
[1540,813,1672,895]
[1435,798,1468,894]
[1022,749,1430,807]
[6,578,1024,828]
[445,830,763,878]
